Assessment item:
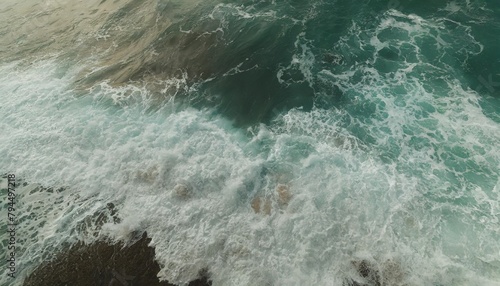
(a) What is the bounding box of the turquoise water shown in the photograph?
[1,1,500,285]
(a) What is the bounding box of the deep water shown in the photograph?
[1,0,500,285]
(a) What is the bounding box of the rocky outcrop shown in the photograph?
[23,233,211,286]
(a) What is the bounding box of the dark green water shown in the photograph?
[167,0,500,126]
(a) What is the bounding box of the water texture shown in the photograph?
[1,1,499,285]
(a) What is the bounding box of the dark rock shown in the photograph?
[23,233,211,286]
[343,260,381,286]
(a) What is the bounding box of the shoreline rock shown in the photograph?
[23,233,211,286]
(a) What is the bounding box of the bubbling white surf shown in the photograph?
[1,8,500,286]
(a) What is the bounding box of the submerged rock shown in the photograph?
[251,184,292,215]
[276,184,292,206]
[23,233,211,286]
[173,183,191,199]
[344,260,381,286]
[343,258,409,286]
[251,196,272,215]
[75,202,122,238]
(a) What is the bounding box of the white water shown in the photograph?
[1,55,499,286]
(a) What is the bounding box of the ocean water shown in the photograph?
[1,0,500,285]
